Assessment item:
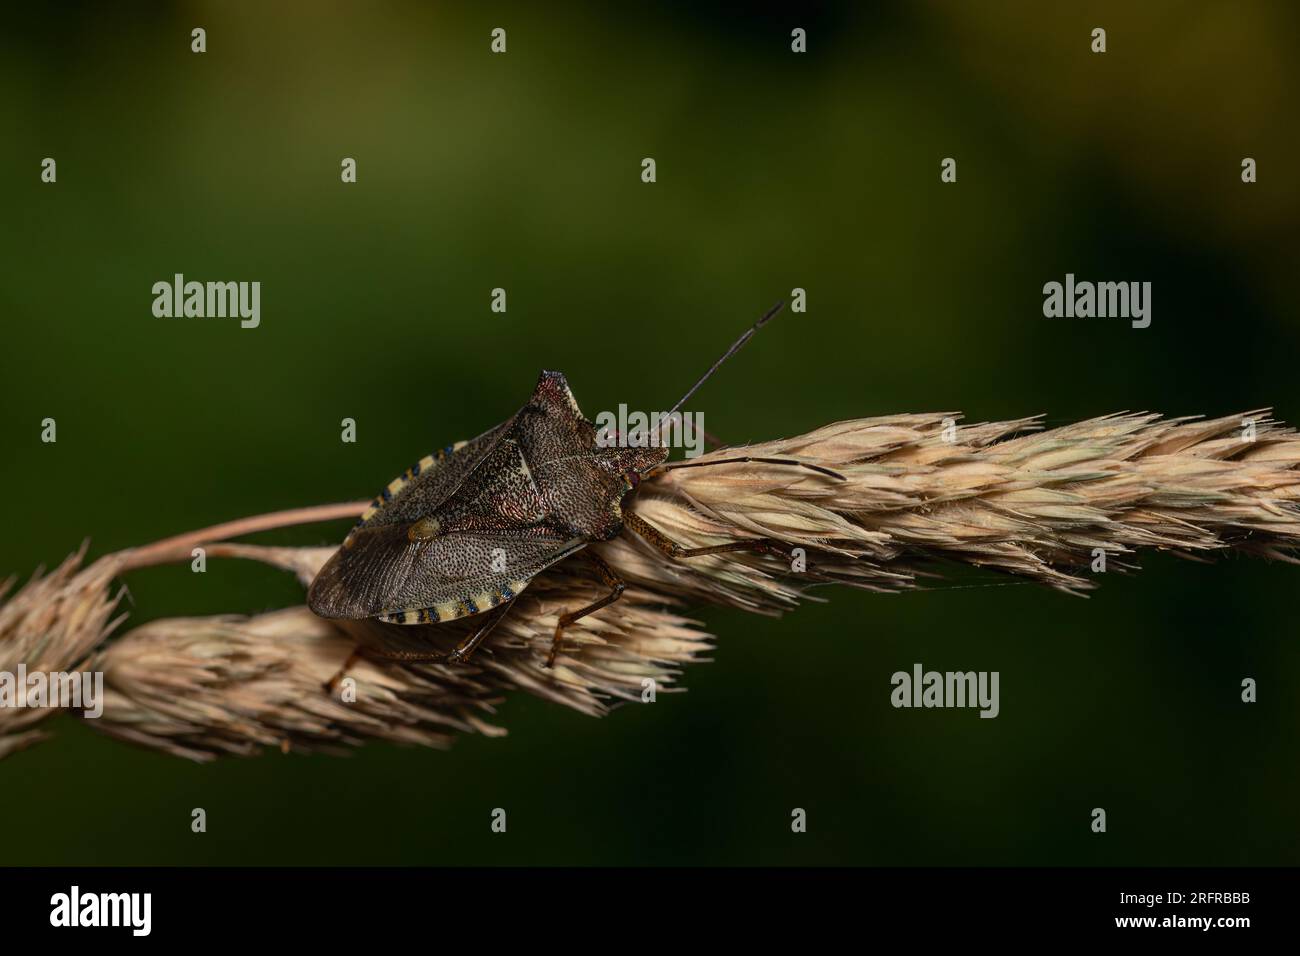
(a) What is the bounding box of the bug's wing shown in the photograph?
[351,421,513,532]
[308,524,586,622]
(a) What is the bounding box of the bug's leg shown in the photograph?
[321,601,518,693]
[358,604,513,666]
[446,597,517,664]
[324,645,437,695]
[623,510,798,564]
[546,552,625,669]
[324,649,364,696]
[661,456,846,481]
[354,645,453,663]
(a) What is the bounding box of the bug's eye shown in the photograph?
[407,517,441,542]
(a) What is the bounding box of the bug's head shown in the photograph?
[629,446,671,478]
[593,443,670,484]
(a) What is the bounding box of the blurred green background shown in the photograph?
[2,1,1298,865]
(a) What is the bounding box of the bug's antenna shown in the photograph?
[666,299,786,418]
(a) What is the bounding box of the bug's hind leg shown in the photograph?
[546,551,625,669]
[321,599,518,694]
[445,597,517,664]
[623,509,799,564]
[324,649,364,696]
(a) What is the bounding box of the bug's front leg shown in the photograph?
[546,551,625,669]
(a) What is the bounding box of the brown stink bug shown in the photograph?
[307,301,843,677]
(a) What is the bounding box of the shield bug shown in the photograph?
[308,300,843,678]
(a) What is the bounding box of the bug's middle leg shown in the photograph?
[546,551,625,669]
